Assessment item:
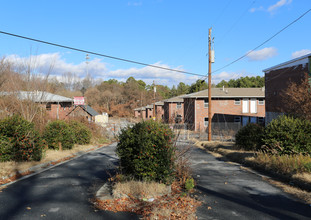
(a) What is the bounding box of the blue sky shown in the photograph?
[0,0,310,87]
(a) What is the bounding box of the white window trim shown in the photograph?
[234,99,241,105]
[176,102,182,109]
[204,117,208,127]
[204,99,209,108]
[258,99,265,105]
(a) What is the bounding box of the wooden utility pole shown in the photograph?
[153,80,156,120]
[208,27,212,141]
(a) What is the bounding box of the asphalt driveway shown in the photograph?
[184,142,311,220]
[1,141,310,219]
[0,143,137,220]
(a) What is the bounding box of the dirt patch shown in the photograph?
[95,180,201,219]
[196,141,311,204]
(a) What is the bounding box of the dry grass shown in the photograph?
[113,181,171,199]
[252,153,311,175]
[96,180,201,219]
[0,144,103,178]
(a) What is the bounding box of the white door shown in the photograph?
[250,98,257,113]
[242,99,249,113]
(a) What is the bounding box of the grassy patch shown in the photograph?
[113,180,171,199]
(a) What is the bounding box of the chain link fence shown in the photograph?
[168,122,242,142]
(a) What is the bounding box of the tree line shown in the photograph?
[0,57,264,117]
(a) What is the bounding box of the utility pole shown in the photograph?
[208,27,212,141]
[153,80,156,120]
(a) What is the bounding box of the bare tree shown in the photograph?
[282,77,311,120]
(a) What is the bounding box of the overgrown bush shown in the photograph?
[0,115,44,161]
[69,120,92,145]
[43,120,75,150]
[263,115,311,155]
[116,120,175,183]
[235,123,264,151]
[0,136,13,162]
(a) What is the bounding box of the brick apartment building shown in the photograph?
[134,106,146,119]
[7,91,99,121]
[155,101,164,120]
[183,88,265,131]
[12,91,74,120]
[263,53,311,125]
[163,95,184,123]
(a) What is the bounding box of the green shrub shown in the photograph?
[116,120,175,183]
[43,120,75,150]
[0,136,13,162]
[69,120,92,145]
[263,115,311,155]
[0,115,44,161]
[235,123,264,151]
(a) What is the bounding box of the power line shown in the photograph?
[203,8,311,80]
[0,30,206,77]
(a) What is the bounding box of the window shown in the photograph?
[46,103,51,111]
[234,99,241,105]
[176,102,182,109]
[258,117,265,124]
[234,116,241,123]
[204,117,209,127]
[204,99,209,108]
[258,99,264,105]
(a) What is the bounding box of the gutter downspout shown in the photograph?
[57,102,59,119]
[194,98,197,131]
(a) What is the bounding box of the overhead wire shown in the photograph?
[0,30,206,77]
[201,8,311,81]
[217,0,256,45]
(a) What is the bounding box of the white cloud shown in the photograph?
[250,0,292,14]
[5,53,108,78]
[249,6,264,13]
[268,0,292,13]
[246,47,278,61]
[127,1,142,6]
[212,71,243,84]
[291,49,311,59]
[107,62,198,86]
[3,53,199,87]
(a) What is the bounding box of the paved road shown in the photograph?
[0,143,138,220]
[184,142,311,220]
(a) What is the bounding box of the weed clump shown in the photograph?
[116,120,175,184]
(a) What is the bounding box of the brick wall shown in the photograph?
[155,105,164,120]
[265,64,308,113]
[185,98,265,131]
[146,108,153,119]
[164,102,184,123]
[45,102,73,120]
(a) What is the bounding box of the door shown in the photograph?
[242,116,249,126]
[242,99,249,113]
[250,98,257,113]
